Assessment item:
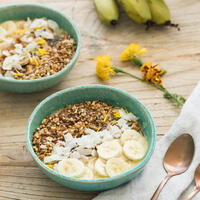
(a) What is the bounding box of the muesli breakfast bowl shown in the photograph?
[26,85,156,191]
[0,4,81,93]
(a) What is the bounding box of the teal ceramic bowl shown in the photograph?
[26,85,156,191]
[0,4,81,93]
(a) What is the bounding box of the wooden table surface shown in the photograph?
[0,0,200,199]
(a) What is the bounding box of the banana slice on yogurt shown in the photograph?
[95,158,108,177]
[97,140,122,160]
[121,129,146,145]
[79,167,94,180]
[1,21,17,35]
[123,140,147,161]
[106,157,129,177]
[57,158,85,178]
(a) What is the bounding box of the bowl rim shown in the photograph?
[26,84,156,183]
[0,3,81,83]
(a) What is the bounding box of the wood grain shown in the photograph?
[0,0,200,199]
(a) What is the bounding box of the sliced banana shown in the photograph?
[121,129,145,145]
[57,158,85,178]
[94,172,109,179]
[0,42,10,50]
[0,27,7,41]
[106,158,129,177]
[1,21,17,35]
[79,167,94,180]
[123,140,147,161]
[97,140,122,160]
[95,158,107,177]
[87,157,97,171]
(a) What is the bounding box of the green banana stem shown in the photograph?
[112,66,186,107]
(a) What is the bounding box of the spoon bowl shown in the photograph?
[164,134,195,175]
[186,164,200,200]
[151,134,195,200]
[194,164,200,189]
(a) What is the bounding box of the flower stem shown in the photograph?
[112,66,143,82]
[112,66,186,107]
[131,56,143,66]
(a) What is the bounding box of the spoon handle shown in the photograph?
[186,187,200,200]
[151,174,172,200]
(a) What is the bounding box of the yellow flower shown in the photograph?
[140,62,163,85]
[97,126,102,132]
[34,26,43,30]
[102,115,108,123]
[114,110,121,118]
[46,164,54,169]
[14,28,27,34]
[29,56,39,67]
[29,56,34,65]
[36,38,46,45]
[94,56,116,80]
[120,43,146,61]
[35,48,46,55]
[14,71,23,77]
[124,109,129,114]
[41,55,48,59]
[14,30,20,34]
[20,28,27,34]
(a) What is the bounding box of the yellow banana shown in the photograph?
[146,0,170,25]
[118,0,151,24]
[94,0,119,25]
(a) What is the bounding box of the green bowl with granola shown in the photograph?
[26,85,156,191]
[0,4,81,93]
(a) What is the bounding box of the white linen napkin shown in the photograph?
[94,82,200,200]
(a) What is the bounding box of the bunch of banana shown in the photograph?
[94,0,175,27]
[94,0,119,25]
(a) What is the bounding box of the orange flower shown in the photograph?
[140,62,163,85]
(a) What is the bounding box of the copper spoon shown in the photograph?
[186,164,200,200]
[151,134,195,200]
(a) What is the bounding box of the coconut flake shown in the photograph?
[64,133,73,143]
[109,125,121,138]
[118,109,137,121]
[78,148,93,156]
[21,36,33,43]
[12,44,24,54]
[26,41,37,51]
[2,50,10,57]
[44,154,65,163]
[30,18,47,30]
[47,19,59,32]
[70,151,81,159]
[2,55,22,70]
[40,31,54,39]
[40,144,46,149]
